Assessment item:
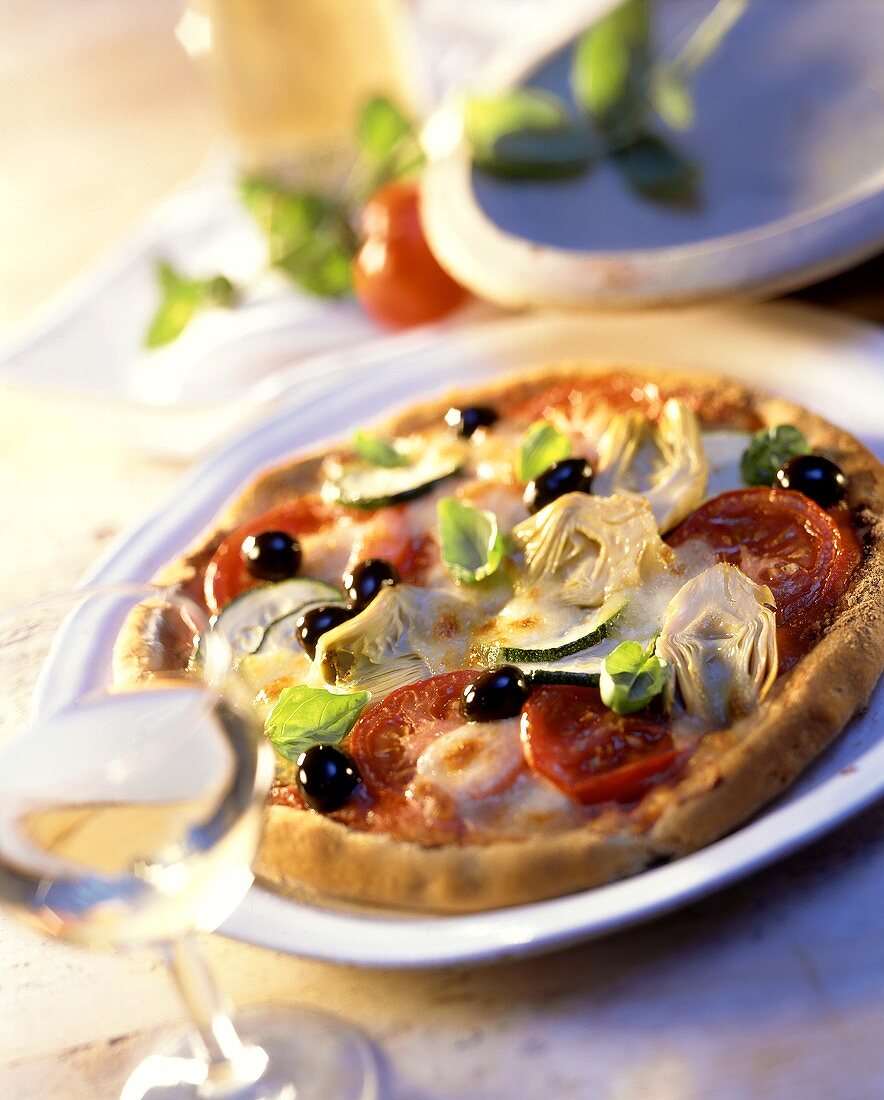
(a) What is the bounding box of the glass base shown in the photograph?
[121,1005,379,1100]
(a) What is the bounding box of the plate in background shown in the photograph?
[68,302,884,966]
[423,0,884,308]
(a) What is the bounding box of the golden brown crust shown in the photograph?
[257,806,651,912]
[127,364,884,912]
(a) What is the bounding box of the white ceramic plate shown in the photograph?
[423,0,884,308]
[80,303,884,967]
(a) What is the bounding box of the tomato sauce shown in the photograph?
[510,375,764,431]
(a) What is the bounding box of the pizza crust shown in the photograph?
[118,364,884,912]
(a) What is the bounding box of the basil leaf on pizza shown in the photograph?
[266,686,370,761]
[352,430,410,468]
[517,421,572,483]
[740,424,809,486]
[437,498,506,584]
[600,640,670,715]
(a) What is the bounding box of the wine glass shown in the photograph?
[0,584,378,1099]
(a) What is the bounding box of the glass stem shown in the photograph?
[162,934,263,1083]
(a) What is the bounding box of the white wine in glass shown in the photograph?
[0,585,378,1099]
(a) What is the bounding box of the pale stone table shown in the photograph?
[2,3,883,1096]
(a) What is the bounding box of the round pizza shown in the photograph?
[116,365,884,912]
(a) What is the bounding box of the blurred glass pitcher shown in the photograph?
[179,0,418,188]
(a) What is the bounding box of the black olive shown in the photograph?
[295,604,355,660]
[241,530,301,581]
[462,665,530,722]
[775,454,848,508]
[445,405,499,439]
[343,558,401,610]
[296,744,361,813]
[524,458,593,514]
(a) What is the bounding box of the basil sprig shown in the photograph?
[356,96,425,198]
[239,179,356,298]
[352,430,410,469]
[148,95,422,347]
[517,421,572,483]
[437,498,506,585]
[467,0,745,205]
[266,685,370,762]
[600,640,669,715]
[145,262,237,349]
[571,0,650,129]
[740,424,810,487]
[465,90,595,180]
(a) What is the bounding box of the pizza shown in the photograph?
[116,365,884,912]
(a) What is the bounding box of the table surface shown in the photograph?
[1,4,883,1098]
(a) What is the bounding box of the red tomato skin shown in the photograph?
[204,495,340,614]
[521,686,679,806]
[352,180,468,329]
[348,670,474,796]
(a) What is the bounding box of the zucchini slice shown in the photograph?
[519,653,605,687]
[214,578,345,656]
[475,594,626,664]
[323,441,466,510]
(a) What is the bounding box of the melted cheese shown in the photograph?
[702,429,751,500]
[408,719,579,834]
[411,719,523,801]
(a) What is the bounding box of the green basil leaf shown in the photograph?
[740,424,810,487]
[354,96,424,198]
[240,178,328,251]
[240,177,356,295]
[649,68,695,130]
[265,685,370,762]
[600,640,669,715]
[571,0,650,124]
[357,96,414,162]
[437,498,506,585]
[612,131,700,204]
[276,232,355,297]
[517,420,572,483]
[352,430,410,469]
[478,125,596,180]
[466,89,571,144]
[145,262,237,349]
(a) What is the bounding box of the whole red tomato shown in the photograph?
[352,179,468,328]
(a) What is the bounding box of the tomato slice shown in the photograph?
[667,488,860,633]
[348,671,474,796]
[204,495,340,614]
[521,686,679,805]
[346,504,438,584]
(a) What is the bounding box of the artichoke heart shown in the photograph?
[312,584,475,699]
[594,398,708,532]
[511,492,672,608]
[656,563,778,726]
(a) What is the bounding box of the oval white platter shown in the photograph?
[81,302,884,967]
[422,0,884,309]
